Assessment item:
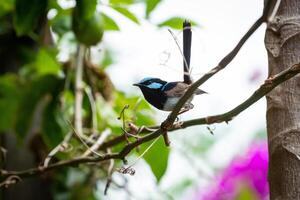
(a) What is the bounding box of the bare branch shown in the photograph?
[104,149,114,195]
[84,86,98,137]
[161,0,277,130]
[75,45,86,136]
[93,63,300,150]
[1,61,299,183]
[0,175,21,188]
[43,132,73,167]
[0,1,294,182]
[82,129,111,157]
[164,17,264,129]
[174,63,300,128]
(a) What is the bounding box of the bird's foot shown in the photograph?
[184,103,194,110]
[178,103,194,115]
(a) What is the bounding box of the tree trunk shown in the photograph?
[265,0,300,199]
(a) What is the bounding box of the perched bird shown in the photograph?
[133,77,206,111]
[133,21,206,112]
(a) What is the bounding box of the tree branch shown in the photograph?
[92,62,300,149]
[1,62,299,180]
[175,63,300,128]
[0,1,286,182]
[100,1,275,148]
[164,18,264,128]
[75,45,86,136]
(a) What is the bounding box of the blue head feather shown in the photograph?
[137,77,167,88]
[147,82,163,89]
[139,77,156,84]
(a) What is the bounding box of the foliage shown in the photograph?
[0,0,200,198]
[158,17,198,29]
[140,137,169,182]
[14,0,47,36]
[0,0,275,199]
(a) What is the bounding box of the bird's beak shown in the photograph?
[133,83,140,87]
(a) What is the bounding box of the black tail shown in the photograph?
[183,20,192,84]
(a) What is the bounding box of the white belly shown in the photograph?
[163,96,194,111]
[163,97,180,111]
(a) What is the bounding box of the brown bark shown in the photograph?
[265,0,300,199]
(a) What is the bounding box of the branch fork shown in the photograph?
[1,0,295,185]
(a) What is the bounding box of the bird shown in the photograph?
[133,21,206,112]
[133,77,206,111]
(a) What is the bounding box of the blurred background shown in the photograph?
[0,0,269,199]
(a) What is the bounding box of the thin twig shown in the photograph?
[94,63,300,150]
[266,0,282,22]
[104,149,114,195]
[268,0,281,22]
[68,120,104,157]
[1,62,299,182]
[85,86,98,137]
[161,0,276,129]
[82,129,111,157]
[0,147,7,165]
[128,137,159,168]
[168,29,190,77]
[43,131,73,167]
[98,125,156,150]
[75,44,86,136]
[164,18,265,129]
[0,175,21,188]
[0,2,291,181]
[97,6,271,149]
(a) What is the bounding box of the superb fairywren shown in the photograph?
[133,77,206,111]
[133,21,206,112]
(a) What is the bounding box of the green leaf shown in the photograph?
[135,109,155,126]
[33,48,62,76]
[112,6,139,24]
[101,13,120,31]
[48,0,61,10]
[42,99,66,148]
[0,74,22,132]
[145,0,161,18]
[15,75,64,138]
[140,137,169,182]
[110,0,135,5]
[95,94,121,131]
[158,17,198,29]
[50,10,72,37]
[13,0,48,36]
[0,0,14,17]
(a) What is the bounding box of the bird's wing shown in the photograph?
[163,82,207,97]
[163,82,189,97]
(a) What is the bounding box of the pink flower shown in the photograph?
[197,141,269,200]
